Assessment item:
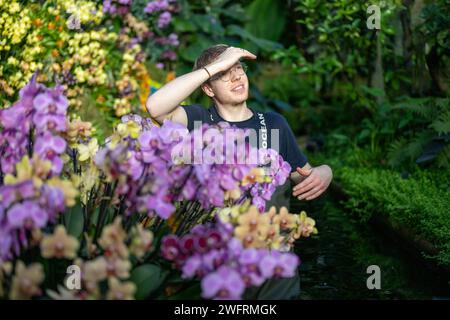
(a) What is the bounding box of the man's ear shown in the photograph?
[201,83,215,98]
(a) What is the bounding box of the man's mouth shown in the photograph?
[231,84,245,92]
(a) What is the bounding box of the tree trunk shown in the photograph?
[426,45,449,95]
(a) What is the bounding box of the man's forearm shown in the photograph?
[145,68,210,119]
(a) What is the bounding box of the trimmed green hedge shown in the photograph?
[337,167,450,266]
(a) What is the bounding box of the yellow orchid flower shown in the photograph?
[4,155,53,189]
[294,211,318,239]
[78,165,99,205]
[265,223,282,250]
[77,138,98,162]
[241,167,266,187]
[116,121,141,139]
[9,261,44,300]
[40,225,79,259]
[65,118,94,146]
[224,187,241,202]
[31,154,52,180]
[4,156,32,185]
[47,177,79,207]
[217,206,240,224]
[273,207,297,230]
[238,206,271,232]
[234,206,271,248]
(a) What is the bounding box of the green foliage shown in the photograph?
[310,96,450,171]
[75,90,115,144]
[418,0,450,53]
[130,264,168,299]
[173,0,282,74]
[436,144,450,168]
[280,0,384,88]
[265,1,391,136]
[244,0,286,43]
[166,281,202,300]
[265,0,449,160]
[430,109,450,136]
[387,98,450,169]
[349,234,432,299]
[338,166,450,266]
[64,202,84,238]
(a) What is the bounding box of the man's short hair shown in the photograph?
[193,44,230,71]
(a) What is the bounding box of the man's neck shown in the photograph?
[214,101,253,122]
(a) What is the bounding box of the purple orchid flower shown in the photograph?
[33,113,66,132]
[7,201,48,229]
[201,265,245,300]
[0,181,36,208]
[259,250,300,279]
[161,235,180,261]
[144,0,169,14]
[33,134,66,174]
[33,91,68,115]
[158,11,172,28]
[40,185,66,220]
[182,254,202,278]
[143,187,176,219]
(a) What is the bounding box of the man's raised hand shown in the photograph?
[205,47,257,76]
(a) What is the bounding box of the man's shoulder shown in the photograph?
[179,104,211,120]
[179,104,211,131]
[180,104,208,113]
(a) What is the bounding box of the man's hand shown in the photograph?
[292,165,333,201]
[206,47,257,76]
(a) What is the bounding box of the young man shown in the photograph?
[146,44,333,299]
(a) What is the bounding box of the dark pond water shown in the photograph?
[291,193,450,300]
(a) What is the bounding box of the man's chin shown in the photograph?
[215,93,249,106]
[230,94,249,105]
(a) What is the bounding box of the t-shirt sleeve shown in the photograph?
[284,124,308,170]
[179,104,208,132]
[270,112,308,171]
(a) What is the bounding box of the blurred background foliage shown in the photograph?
[172,0,449,171]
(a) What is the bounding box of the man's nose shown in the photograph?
[230,68,241,81]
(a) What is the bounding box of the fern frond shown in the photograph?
[430,109,450,135]
[392,98,435,121]
[405,131,434,161]
[436,144,450,168]
[387,137,409,167]
[434,98,450,110]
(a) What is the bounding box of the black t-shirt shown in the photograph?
[180,104,308,171]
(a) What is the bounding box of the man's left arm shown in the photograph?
[290,163,333,201]
[275,113,333,200]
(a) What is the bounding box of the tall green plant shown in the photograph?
[387,97,450,168]
[172,0,282,74]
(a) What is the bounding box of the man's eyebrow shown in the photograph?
[220,63,240,73]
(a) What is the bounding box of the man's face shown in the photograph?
[202,62,249,105]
